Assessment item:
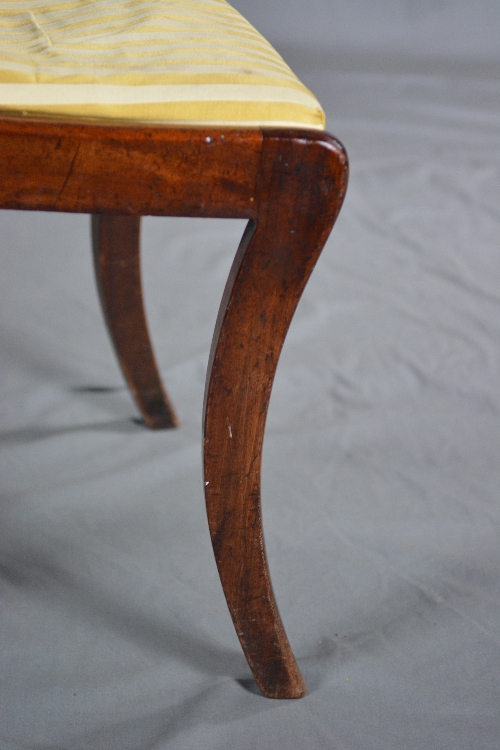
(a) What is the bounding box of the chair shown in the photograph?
[0,0,348,698]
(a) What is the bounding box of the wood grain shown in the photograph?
[0,116,261,218]
[0,115,348,698]
[203,130,348,698]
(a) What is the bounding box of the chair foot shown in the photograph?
[203,131,348,698]
[91,214,178,429]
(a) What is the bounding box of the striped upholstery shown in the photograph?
[0,1,325,128]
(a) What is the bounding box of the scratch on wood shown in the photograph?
[57,143,80,201]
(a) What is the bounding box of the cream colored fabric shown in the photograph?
[0,0,325,128]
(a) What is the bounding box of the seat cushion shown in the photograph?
[0,0,325,128]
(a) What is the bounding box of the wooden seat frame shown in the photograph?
[0,115,348,698]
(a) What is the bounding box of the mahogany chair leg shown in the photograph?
[91,214,178,429]
[203,131,348,698]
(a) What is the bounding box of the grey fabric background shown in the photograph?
[1,2,500,748]
[232,0,500,57]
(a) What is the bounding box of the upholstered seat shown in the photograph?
[0,0,347,700]
[0,0,324,128]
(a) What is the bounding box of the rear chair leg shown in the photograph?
[203,131,348,698]
[91,214,178,429]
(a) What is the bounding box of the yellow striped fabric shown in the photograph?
[0,0,325,128]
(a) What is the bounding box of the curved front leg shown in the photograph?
[91,214,178,429]
[203,131,348,698]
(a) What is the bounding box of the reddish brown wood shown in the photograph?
[0,114,349,699]
[0,116,261,218]
[203,130,348,698]
[91,214,178,429]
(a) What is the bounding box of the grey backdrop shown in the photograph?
[1,3,499,749]
[231,0,500,58]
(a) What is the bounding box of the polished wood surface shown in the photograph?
[0,114,348,698]
[204,131,348,697]
[92,214,178,429]
[0,116,261,218]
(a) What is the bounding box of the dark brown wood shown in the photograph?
[0,114,348,699]
[91,214,178,429]
[0,116,261,218]
[203,130,348,698]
